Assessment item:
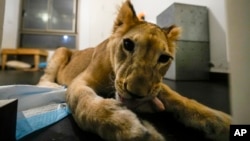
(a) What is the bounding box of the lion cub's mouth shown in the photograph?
[116,92,165,111]
[116,93,146,109]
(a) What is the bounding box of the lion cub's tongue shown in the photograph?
[152,97,165,111]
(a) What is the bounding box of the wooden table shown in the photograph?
[1,48,48,71]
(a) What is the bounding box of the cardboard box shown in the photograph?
[0,99,18,141]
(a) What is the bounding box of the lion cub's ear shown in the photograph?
[163,25,182,41]
[113,0,139,33]
[163,25,182,54]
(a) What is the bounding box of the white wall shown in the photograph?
[131,0,228,73]
[0,0,5,48]
[1,0,20,49]
[78,0,123,49]
[226,0,250,124]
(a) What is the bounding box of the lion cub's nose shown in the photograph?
[124,82,144,99]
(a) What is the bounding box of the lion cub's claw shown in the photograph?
[116,119,165,141]
[141,120,166,141]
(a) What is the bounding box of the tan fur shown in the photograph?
[37,1,231,141]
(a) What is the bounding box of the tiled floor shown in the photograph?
[0,70,230,141]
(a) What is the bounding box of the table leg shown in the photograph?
[34,55,40,71]
[1,54,7,70]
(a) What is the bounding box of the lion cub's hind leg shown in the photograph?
[37,47,72,88]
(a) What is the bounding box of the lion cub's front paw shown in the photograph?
[99,99,165,141]
[114,115,165,141]
[204,111,231,141]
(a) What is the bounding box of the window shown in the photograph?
[20,0,77,49]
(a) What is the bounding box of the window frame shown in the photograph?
[19,0,78,49]
[21,0,78,34]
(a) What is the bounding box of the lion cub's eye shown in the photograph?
[158,54,172,63]
[123,38,135,52]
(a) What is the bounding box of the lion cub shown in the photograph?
[38,0,231,141]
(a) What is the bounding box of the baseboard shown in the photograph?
[209,72,229,82]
